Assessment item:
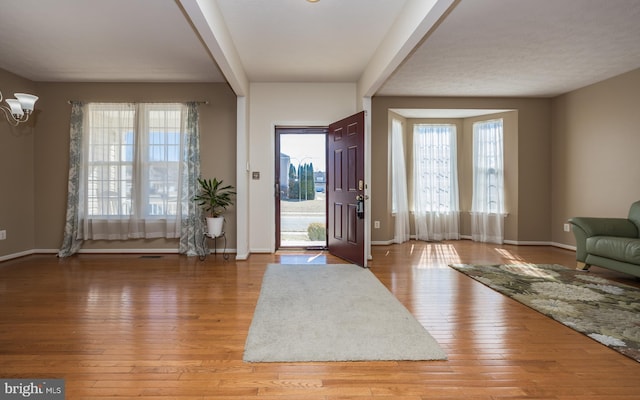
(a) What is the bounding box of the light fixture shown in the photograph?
[1,90,39,126]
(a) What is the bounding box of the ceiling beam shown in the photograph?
[178,0,249,96]
[357,0,459,99]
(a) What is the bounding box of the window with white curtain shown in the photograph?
[471,118,505,243]
[412,123,460,241]
[83,103,187,239]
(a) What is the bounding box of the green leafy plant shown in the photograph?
[307,222,326,241]
[193,178,236,218]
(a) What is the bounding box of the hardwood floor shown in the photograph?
[1,241,639,399]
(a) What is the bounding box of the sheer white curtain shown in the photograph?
[471,119,505,244]
[413,124,460,241]
[82,103,187,240]
[390,119,410,244]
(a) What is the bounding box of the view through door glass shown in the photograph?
[279,132,327,248]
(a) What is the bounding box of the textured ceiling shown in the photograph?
[0,0,639,98]
[379,0,640,97]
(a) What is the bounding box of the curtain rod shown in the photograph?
[67,100,209,104]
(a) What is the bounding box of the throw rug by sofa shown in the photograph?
[449,263,640,362]
[243,263,447,362]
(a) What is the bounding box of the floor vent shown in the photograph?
[139,255,162,259]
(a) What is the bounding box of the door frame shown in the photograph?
[270,105,371,265]
[274,126,329,251]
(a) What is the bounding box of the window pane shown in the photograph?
[86,105,134,217]
[142,105,184,217]
[85,103,184,218]
[413,124,458,212]
[472,119,504,214]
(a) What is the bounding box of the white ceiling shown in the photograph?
[391,108,511,119]
[0,0,225,82]
[215,0,407,82]
[1,0,640,99]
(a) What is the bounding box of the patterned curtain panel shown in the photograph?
[58,102,86,257]
[179,102,207,256]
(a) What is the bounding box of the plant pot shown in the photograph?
[206,217,224,237]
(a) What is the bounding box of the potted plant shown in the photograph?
[194,177,236,237]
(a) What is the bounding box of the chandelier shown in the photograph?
[0,90,39,126]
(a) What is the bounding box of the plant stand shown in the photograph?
[199,231,229,261]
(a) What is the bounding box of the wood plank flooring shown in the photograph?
[1,241,639,399]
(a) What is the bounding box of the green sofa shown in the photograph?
[569,200,640,278]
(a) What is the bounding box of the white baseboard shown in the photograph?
[0,247,241,263]
[0,249,37,262]
[371,238,576,252]
[77,248,179,254]
[32,249,59,254]
[75,248,238,255]
[235,252,249,260]
[504,240,550,246]
[1,241,576,264]
[550,242,576,251]
[207,248,237,255]
[372,240,395,246]
[250,248,273,254]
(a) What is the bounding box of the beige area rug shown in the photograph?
[243,263,447,362]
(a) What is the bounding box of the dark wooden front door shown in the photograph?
[327,111,366,267]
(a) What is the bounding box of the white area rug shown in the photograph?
[243,264,447,362]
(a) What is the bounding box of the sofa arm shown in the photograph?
[568,217,638,238]
[568,217,639,263]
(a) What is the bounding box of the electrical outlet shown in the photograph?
[374,221,380,229]
[0,230,6,240]
[563,223,571,232]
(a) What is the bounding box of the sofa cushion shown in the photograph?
[586,236,640,265]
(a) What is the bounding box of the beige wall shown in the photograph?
[372,97,551,244]
[551,68,640,246]
[0,69,37,259]
[4,65,639,259]
[248,82,357,253]
[27,81,236,254]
